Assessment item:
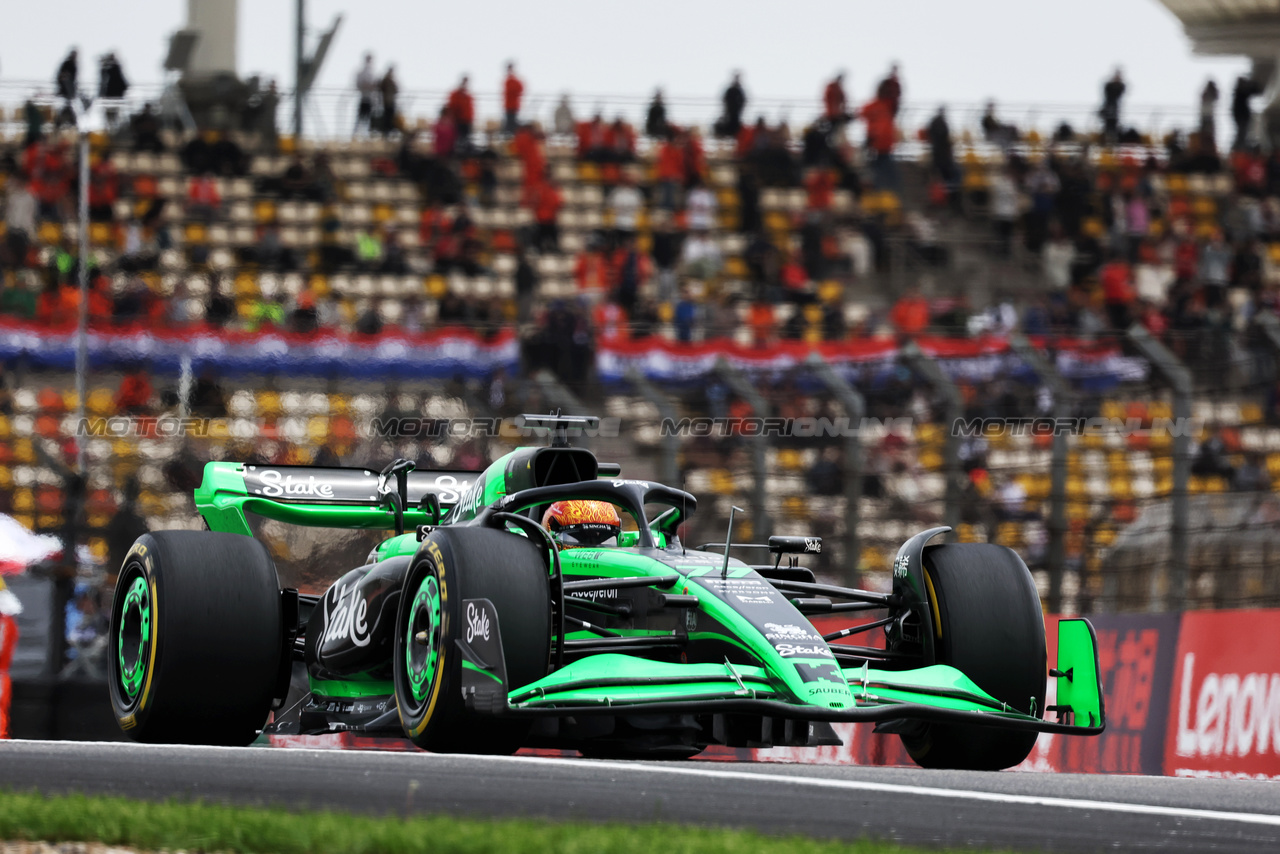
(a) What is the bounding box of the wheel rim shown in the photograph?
[404,574,442,709]
[116,572,151,705]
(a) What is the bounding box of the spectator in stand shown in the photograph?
[981,100,1017,147]
[1232,75,1261,150]
[989,169,1018,257]
[55,48,78,128]
[353,53,378,136]
[130,103,164,152]
[554,95,575,137]
[1234,451,1270,492]
[645,90,669,139]
[680,229,722,280]
[97,52,129,131]
[655,133,684,210]
[674,284,700,341]
[927,107,956,187]
[1100,251,1135,329]
[88,150,119,222]
[503,62,524,135]
[574,236,610,300]
[1200,79,1219,146]
[380,66,400,136]
[611,234,649,316]
[860,94,898,190]
[876,64,902,117]
[186,174,221,223]
[115,366,154,414]
[823,73,849,127]
[650,212,682,303]
[525,170,562,252]
[434,106,458,159]
[1101,69,1126,144]
[717,73,746,138]
[683,128,707,187]
[685,177,717,231]
[4,178,36,265]
[890,286,929,336]
[447,76,475,148]
[515,248,538,323]
[1199,229,1232,306]
[607,175,643,247]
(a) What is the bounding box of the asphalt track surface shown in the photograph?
[3,740,1280,852]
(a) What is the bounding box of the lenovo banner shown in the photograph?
[1165,609,1280,780]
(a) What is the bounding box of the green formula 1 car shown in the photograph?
[107,415,1103,770]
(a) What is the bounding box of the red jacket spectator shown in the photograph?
[447,82,475,128]
[1101,260,1134,305]
[187,176,221,209]
[805,168,836,211]
[824,75,848,120]
[526,179,562,225]
[575,247,610,294]
[116,370,153,413]
[890,292,929,335]
[503,68,524,115]
[861,98,896,155]
[683,131,707,184]
[656,140,684,182]
[592,301,628,340]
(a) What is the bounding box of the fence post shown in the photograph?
[1127,325,1192,612]
[714,357,771,542]
[804,353,864,586]
[625,367,680,487]
[1009,334,1073,613]
[900,341,963,540]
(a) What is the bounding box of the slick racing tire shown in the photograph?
[394,526,550,754]
[900,543,1046,771]
[107,531,283,746]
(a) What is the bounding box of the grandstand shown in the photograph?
[5,56,1280,637]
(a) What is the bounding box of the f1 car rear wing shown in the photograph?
[195,462,482,536]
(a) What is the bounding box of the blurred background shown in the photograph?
[4,0,1280,739]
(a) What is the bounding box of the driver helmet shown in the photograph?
[542,500,622,548]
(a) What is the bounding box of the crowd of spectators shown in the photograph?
[4,51,1280,397]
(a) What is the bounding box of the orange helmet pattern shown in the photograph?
[542,500,622,547]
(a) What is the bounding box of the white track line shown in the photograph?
[10,740,1280,828]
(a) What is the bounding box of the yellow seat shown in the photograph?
[257,391,283,418]
[87,388,114,417]
[12,489,34,513]
[90,222,113,246]
[184,223,208,244]
[38,221,62,244]
[234,273,260,298]
[782,495,808,518]
[709,468,735,495]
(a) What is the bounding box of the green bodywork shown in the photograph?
[192,450,1105,734]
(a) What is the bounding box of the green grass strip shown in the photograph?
[0,789,977,854]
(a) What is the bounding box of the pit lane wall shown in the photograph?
[269,609,1280,778]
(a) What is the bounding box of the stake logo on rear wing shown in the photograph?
[241,465,480,509]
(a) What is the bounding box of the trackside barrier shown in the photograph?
[265,609,1280,778]
[0,613,16,739]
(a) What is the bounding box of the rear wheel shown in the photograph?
[394,526,550,753]
[900,543,1046,771]
[107,531,283,746]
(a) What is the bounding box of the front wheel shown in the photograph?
[394,526,550,753]
[900,542,1046,771]
[107,531,283,746]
